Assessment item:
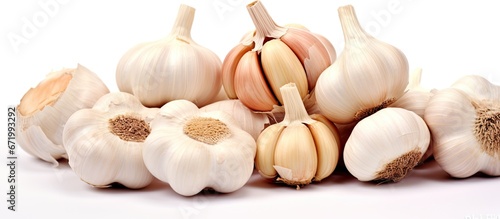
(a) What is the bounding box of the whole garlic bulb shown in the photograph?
[222,0,335,112]
[16,64,109,166]
[200,99,270,140]
[315,5,409,124]
[344,108,430,182]
[424,75,500,178]
[143,100,256,196]
[255,83,340,188]
[63,92,157,189]
[116,4,222,108]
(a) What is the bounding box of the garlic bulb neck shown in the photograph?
[183,117,232,145]
[472,100,500,157]
[108,114,151,142]
[281,83,314,124]
[170,4,194,42]
[338,5,369,42]
[247,1,287,50]
[407,67,423,90]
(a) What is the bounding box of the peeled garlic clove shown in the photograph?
[424,75,500,177]
[234,51,279,111]
[261,39,308,104]
[143,100,256,196]
[315,5,408,124]
[63,92,157,189]
[16,64,109,166]
[344,108,430,182]
[116,4,222,108]
[255,83,340,188]
[200,99,270,140]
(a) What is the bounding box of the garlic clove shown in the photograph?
[222,44,254,99]
[307,121,339,181]
[261,39,308,104]
[273,123,318,186]
[281,27,333,90]
[234,51,279,111]
[255,124,284,179]
[16,64,109,166]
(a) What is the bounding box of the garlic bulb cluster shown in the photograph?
[143,100,256,196]
[16,64,109,166]
[200,99,270,140]
[255,83,340,188]
[222,0,335,112]
[116,4,222,108]
[344,108,430,182]
[315,5,409,124]
[424,75,500,178]
[63,92,157,189]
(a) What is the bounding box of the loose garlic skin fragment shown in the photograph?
[116,4,222,108]
[200,99,270,140]
[424,75,500,177]
[142,100,256,196]
[315,5,409,124]
[344,108,430,182]
[63,92,157,189]
[222,0,334,112]
[16,64,109,166]
[255,83,340,188]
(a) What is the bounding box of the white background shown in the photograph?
[1,0,500,218]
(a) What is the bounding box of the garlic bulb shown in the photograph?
[344,108,430,182]
[16,64,109,166]
[63,92,157,189]
[222,0,335,111]
[116,4,222,108]
[424,75,500,178]
[142,99,256,196]
[200,99,270,140]
[255,83,340,188]
[315,5,409,124]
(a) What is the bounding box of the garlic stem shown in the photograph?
[247,1,287,50]
[408,67,423,89]
[280,83,313,124]
[170,4,195,42]
[338,5,368,41]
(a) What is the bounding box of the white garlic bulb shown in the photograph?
[424,75,500,177]
[200,99,270,140]
[63,92,157,189]
[16,64,109,166]
[315,5,409,124]
[116,4,222,107]
[344,108,430,182]
[142,99,256,196]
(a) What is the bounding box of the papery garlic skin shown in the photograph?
[116,4,222,108]
[315,5,408,124]
[424,75,500,177]
[143,100,256,196]
[63,92,157,189]
[344,108,430,182]
[16,64,109,166]
[200,99,269,140]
